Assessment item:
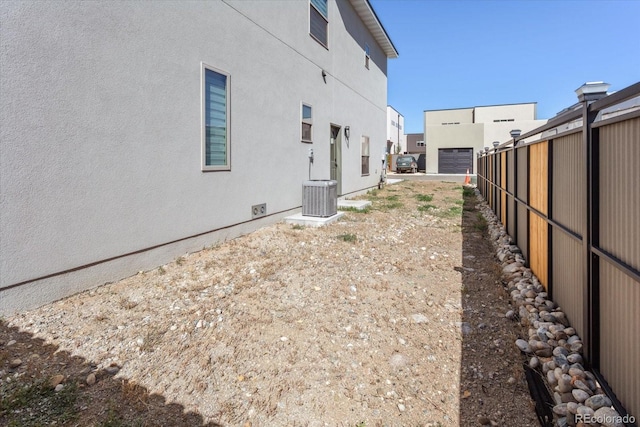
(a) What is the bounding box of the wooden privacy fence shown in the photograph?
[477,82,640,421]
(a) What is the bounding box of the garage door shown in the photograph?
[438,148,473,174]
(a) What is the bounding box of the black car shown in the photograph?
[396,155,418,173]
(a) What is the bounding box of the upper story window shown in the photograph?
[310,0,328,47]
[301,103,313,143]
[364,43,370,69]
[417,141,425,147]
[202,64,230,171]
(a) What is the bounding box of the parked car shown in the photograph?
[396,155,418,173]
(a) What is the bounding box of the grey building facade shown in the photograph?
[0,0,397,314]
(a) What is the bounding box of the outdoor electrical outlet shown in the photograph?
[252,203,267,219]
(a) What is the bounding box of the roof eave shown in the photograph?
[348,0,398,58]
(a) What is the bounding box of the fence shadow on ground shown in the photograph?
[456,187,540,426]
[0,320,223,427]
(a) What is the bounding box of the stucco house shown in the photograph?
[386,105,405,154]
[424,103,547,174]
[0,0,398,314]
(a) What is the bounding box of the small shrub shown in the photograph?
[291,224,305,230]
[463,186,475,197]
[418,204,437,212]
[474,212,488,232]
[380,201,403,210]
[338,206,370,214]
[336,233,357,243]
[415,194,434,202]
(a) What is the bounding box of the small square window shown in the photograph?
[302,103,313,143]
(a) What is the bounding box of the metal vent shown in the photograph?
[302,180,337,217]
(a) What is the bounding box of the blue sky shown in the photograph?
[369,0,640,134]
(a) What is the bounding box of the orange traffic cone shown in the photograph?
[464,168,471,185]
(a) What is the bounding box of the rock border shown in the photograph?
[472,188,628,427]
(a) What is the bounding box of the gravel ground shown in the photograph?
[2,181,538,426]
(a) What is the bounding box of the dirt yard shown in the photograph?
[1,181,539,426]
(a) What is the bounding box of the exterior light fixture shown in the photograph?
[484,146,490,153]
[575,81,610,102]
[344,126,350,140]
[510,129,521,146]
[321,69,327,83]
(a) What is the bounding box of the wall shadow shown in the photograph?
[0,320,223,427]
[456,188,540,426]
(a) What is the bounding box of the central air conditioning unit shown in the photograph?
[302,180,337,217]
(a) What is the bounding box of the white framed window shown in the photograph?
[364,43,370,69]
[361,135,370,175]
[301,103,313,143]
[417,140,425,147]
[310,0,328,47]
[202,63,230,171]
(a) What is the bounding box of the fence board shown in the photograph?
[501,153,507,227]
[507,195,515,238]
[599,117,640,272]
[551,228,585,343]
[516,147,528,202]
[517,203,528,262]
[599,260,640,419]
[530,212,548,289]
[552,132,584,235]
[529,141,548,215]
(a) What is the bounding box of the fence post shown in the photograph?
[575,82,608,367]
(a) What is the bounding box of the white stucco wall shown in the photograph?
[0,0,392,313]
[425,124,483,174]
[386,105,405,153]
[474,103,537,123]
[424,108,474,125]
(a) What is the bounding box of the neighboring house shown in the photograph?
[386,105,405,154]
[0,0,398,314]
[405,133,425,171]
[424,103,547,174]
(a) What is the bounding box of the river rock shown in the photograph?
[567,353,583,364]
[516,339,531,353]
[594,407,623,427]
[557,374,573,393]
[553,403,568,416]
[529,356,540,369]
[503,262,523,274]
[572,389,590,403]
[553,347,569,357]
[585,394,612,410]
[566,402,579,414]
[572,379,593,395]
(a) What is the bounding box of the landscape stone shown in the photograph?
[584,394,612,410]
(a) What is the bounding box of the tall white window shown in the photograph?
[202,64,230,171]
[301,103,313,143]
[361,135,370,175]
[310,0,328,47]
